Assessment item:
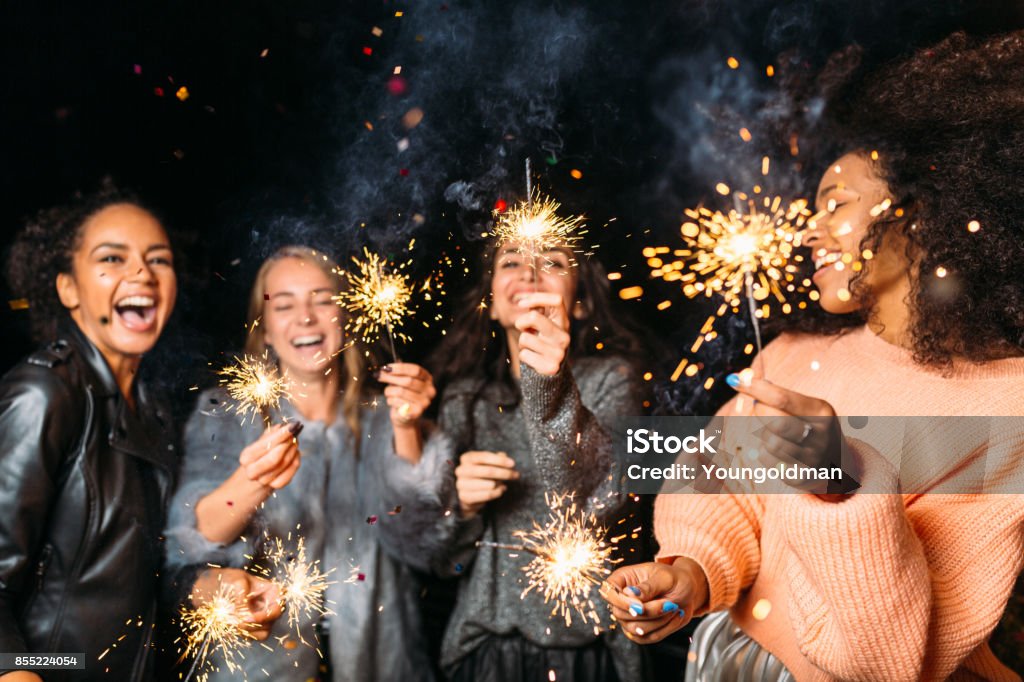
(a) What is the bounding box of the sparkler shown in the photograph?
[491,189,586,262]
[178,582,253,682]
[334,248,414,360]
[647,181,815,381]
[480,492,617,627]
[262,536,336,644]
[218,352,291,424]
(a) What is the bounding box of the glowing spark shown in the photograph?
[334,248,415,349]
[265,537,336,643]
[491,189,586,256]
[493,492,617,627]
[179,582,252,681]
[656,195,809,309]
[218,353,291,423]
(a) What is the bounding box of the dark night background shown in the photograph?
[3,0,1024,672]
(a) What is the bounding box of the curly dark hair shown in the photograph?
[429,240,648,397]
[775,31,1024,365]
[6,179,150,343]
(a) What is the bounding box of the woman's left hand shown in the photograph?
[514,292,571,376]
[377,362,437,426]
[727,373,844,492]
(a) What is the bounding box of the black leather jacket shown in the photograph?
[0,320,177,681]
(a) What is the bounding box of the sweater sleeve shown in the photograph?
[163,391,254,571]
[518,358,642,519]
[653,492,764,615]
[370,393,485,577]
[781,438,1024,681]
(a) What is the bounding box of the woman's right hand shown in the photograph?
[238,423,302,490]
[600,557,709,644]
[455,451,520,518]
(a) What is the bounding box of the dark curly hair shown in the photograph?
[429,240,648,397]
[776,31,1024,365]
[6,179,151,343]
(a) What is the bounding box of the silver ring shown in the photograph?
[799,422,813,443]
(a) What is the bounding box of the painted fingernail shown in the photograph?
[677,608,687,619]
[726,373,741,388]
[635,626,645,636]
[662,601,679,613]
[288,421,304,436]
[382,365,393,373]
[625,586,642,596]
[629,602,643,617]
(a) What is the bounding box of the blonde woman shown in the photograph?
[164,246,435,681]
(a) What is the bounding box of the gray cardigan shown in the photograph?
[164,389,433,682]
[374,356,646,680]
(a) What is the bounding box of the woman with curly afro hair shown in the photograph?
[603,31,1024,681]
[0,183,281,682]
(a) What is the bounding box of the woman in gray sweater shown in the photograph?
[374,239,648,681]
[164,245,436,681]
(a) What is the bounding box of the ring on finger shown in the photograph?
[798,422,813,443]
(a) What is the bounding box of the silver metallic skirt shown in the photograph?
[685,611,795,682]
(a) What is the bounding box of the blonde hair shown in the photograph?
[244,245,366,438]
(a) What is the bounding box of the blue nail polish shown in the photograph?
[677,609,687,619]
[629,602,644,617]
[662,601,679,613]
[625,586,642,596]
[726,373,741,388]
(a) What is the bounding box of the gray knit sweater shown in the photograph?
[374,356,646,679]
[164,389,434,682]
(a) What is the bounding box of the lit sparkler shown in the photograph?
[492,189,587,257]
[334,248,414,359]
[218,353,291,424]
[480,492,617,627]
[264,536,336,643]
[645,181,816,382]
[178,582,253,682]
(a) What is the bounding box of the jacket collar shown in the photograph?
[58,316,121,398]
[58,317,177,476]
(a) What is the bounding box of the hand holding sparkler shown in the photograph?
[513,291,571,376]
[725,372,850,497]
[188,568,283,641]
[238,421,303,489]
[178,568,283,681]
[600,557,708,644]
[455,450,519,518]
[375,362,437,426]
[194,422,303,545]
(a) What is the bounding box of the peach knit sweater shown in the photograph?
[655,326,1024,681]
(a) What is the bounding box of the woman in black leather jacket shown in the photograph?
[0,186,280,682]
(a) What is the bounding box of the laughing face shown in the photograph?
[805,152,912,314]
[57,203,177,362]
[489,242,578,330]
[261,256,343,380]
